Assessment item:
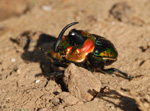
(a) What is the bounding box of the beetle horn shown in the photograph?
[54,22,79,51]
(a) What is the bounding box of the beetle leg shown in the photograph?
[49,71,64,80]
[103,68,134,80]
[86,53,104,72]
[84,60,95,72]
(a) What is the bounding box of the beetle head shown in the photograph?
[54,22,79,52]
[68,29,85,45]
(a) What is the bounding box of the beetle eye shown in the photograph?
[69,29,77,37]
[71,32,75,36]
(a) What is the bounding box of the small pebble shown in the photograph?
[41,5,52,11]
[146,38,150,42]
[17,68,21,74]
[111,21,115,25]
[10,58,16,62]
[35,80,40,83]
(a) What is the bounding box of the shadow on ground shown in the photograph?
[10,31,57,78]
[88,88,139,111]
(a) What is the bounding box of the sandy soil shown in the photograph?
[0,0,150,111]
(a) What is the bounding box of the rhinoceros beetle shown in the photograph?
[48,22,133,80]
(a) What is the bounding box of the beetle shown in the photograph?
[48,22,133,80]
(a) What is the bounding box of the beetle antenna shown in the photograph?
[54,22,79,51]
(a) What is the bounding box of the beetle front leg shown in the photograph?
[49,71,64,80]
[103,68,134,80]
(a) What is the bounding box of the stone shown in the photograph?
[63,63,101,101]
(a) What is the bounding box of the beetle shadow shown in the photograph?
[109,71,143,80]
[88,88,139,111]
[10,31,60,78]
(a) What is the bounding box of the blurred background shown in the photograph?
[0,0,150,111]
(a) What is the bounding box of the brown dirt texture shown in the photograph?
[0,0,150,111]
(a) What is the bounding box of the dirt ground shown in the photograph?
[0,0,150,111]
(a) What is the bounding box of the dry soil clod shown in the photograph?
[63,63,101,102]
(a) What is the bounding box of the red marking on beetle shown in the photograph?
[81,31,89,36]
[62,36,66,41]
[66,38,95,62]
[80,38,95,54]
[66,46,73,55]
[76,49,80,54]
